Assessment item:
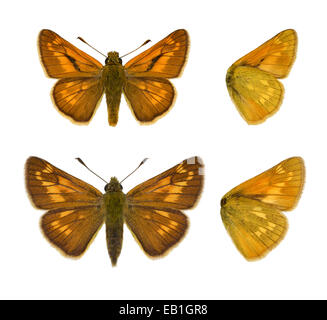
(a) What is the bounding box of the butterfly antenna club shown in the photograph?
[77,36,107,58]
[119,40,151,59]
[120,158,149,184]
[76,157,108,183]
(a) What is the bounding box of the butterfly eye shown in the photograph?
[104,183,109,192]
[119,184,123,190]
[105,57,109,64]
[118,58,122,64]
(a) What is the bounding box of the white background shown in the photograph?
[1,0,326,299]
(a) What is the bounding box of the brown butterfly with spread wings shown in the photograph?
[25,156,204,266]
[38,29,189,126]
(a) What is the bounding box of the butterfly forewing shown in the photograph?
[38,29,103,78]
[124,29,189,78]
[234,29,297,78]
[127,157,204,209]
[25,157,102,209]
[220,157,305,260]
[225,157,305,211]
[124,157,204,256]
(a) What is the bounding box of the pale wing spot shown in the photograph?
[40,180,54,186]
[51,221,60,227]
[175,181,189,186]
[168,221,179,227]
[164,194,180,203]
[63,229,72,236]
[255,230,262,237]
[259,227,267,234]
[157,229,166,236]
[156,210,170,218]
[185,174,194,181]
[44,164,53,173]
[267,222,277,231]
[58,225,72,237]
[260,80,270,86]
[246,83,255,90]
[275,165,286,174]
[275,182,286,187]
[253,211,267,219]
[58,210,74,218]
[49,193,68,202]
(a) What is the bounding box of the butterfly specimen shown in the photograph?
[220,157,305,260]
[38,29,189,126]
[25,156,204,266]
[226,29,297,124]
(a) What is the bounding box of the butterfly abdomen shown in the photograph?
[102,63,126,126]
[103,191,126,266]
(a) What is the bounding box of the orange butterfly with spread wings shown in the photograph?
[226,29,297,124]
[38,29,189,126]
[25,156,204,266]
[220,157,305,260]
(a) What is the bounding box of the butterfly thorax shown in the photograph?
[102,177,126,266]
[101,52,126,126]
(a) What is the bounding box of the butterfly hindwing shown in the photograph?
[220,157,305,260]
[226,29,297,124]
[52,77,104,122]
[41,206,104,256]
[124,206,188,256]
[123,77,175,122]
[125,157,204,256]
[221,197,288,260]
[227,66,284,124]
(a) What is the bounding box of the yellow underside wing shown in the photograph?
[220,157,305,260]
[226,29,297,124]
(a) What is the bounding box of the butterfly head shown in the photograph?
[104,177,123,193]
[105,52,122,65]
[220,197,227,207]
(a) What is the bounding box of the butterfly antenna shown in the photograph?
[120,158,149,184]
[119,40,151,59]
[76,158,108,184]
[77,36,107,58]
